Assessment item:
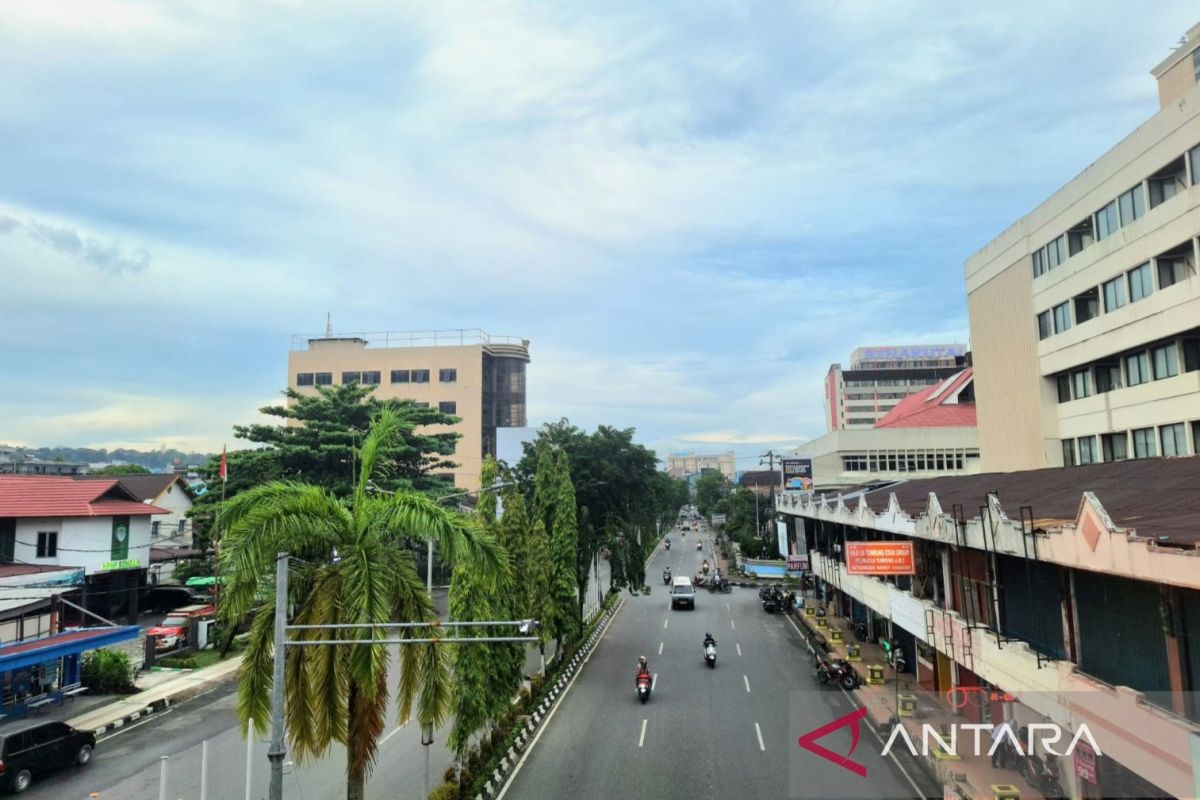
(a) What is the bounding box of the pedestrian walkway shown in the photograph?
[793,601,1045,800]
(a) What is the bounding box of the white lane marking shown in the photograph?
[726,602,730,611]
[97,709,174,742]
[381,720,409,744]
[736,643,742,657]
[497,598,624,800]
[755,722,765,751]
[730,619,736,631]
[652,673,658,691]
[783,612,927,799]
[639,718,647,748]
[743,675,751,693]
[658,641,664,655]
[664,618,669,629]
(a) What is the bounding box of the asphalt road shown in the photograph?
[500,528,936,800]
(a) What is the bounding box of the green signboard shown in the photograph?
[101,558,140,571]
[111,515,130,561]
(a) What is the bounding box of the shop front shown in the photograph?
[0,626,140,717]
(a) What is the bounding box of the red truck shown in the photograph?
[146,604,215,651]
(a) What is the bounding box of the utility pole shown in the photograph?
[268,552,288,800]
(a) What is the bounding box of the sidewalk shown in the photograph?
[793,602,1045,800]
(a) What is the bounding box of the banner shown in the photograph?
[782,457,813,491]
[845,541,915,575]
[777,521,789,557]
[786,554,809,572]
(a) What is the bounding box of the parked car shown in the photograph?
[0,719,94,793]
[146,603,215,651]
[141,585,211,615]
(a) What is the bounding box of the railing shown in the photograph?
[291,329,529,350]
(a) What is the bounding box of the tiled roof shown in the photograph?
[739,470,780,488]
[875,368,976,429]
[75,473,193,502]
[0,476,168,518]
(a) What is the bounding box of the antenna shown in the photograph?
[325,312,333,337]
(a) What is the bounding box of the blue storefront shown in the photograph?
[0,626,140,717]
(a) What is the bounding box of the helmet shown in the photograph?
[639,655,647,664]
[705,632,711,638]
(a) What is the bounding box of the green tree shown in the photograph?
[548,450,579,656]
[89,463,152,475]
[525,518,553,665]
[694,470,729,518]
[217,409,502,800]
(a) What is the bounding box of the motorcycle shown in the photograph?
[851,620,868,642]
[663,570,672,585]
[693,574,712,589]
[815,655,860,691]
[696,541,702,550]
[708,576,732,594]
[704,642,717,668]
[636,671,652,704]
[665,540,671,550]
[882,641,907,673]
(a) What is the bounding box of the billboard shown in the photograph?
[845,542,915,576]
[782,457,813,491]
[711,514,727,525]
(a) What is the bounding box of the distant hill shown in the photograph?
[3,444,217,472]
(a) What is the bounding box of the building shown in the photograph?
[77,473,196,549]
[665,451,736,480]
[967,23,1200,472]
[824,345,968,431]
[0,449,86,477]
[777,456,1200,800]
[288,328,530,490]
[737,469,780,496]
[798,369,981,491]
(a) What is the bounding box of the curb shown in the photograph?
[92,697,173,736]
[80,658,242,737]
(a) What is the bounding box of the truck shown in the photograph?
[146,603,215,652]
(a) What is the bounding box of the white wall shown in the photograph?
[149,482,194,547]
[15,515,154,575]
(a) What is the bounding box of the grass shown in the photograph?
[156,649,227,670]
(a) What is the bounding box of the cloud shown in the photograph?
[1,213,150,274]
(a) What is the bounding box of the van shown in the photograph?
[0,719,95,793]
[670,576,695,610]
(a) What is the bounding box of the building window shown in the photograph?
[1125,351,1150,386]
[413,401,430,409]
[296,373,314,387]
[1073,288,1099,324]
[1117,184,1145,226]
[1156,244,1193,289]
[1037,311,1053,341]
[1071,369,1092,399]
[438,401,457,415]
[341,371,361,385]
[1095,200,1119,240]
[1148,156,1187,209]
[412,369,431,384]
[1191,145,1200,189]
[1077,436,1098,465]
[1032,248,1046,278]
[315,372,332,386]
[1052,302,1071,334]
[1101,432,1128,462]
[1132,427,1157,459]
[1045,235,1065,270]
[439,368,457,383]
[1161,423,1187,456]
[1056,374,1072,403]
[1128,263,1153,301]
[1152,342,1179,380]
[361,371,381,385]
[1067,217,1095,256]
[1103,275,1127,311]
[1194,48,1200,81]
[1184,338,1200,372]
[391,370,410,384]
[36,531,57,558]
[1090,364,1118,394]
[1061,439,1076,467]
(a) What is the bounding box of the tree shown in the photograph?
[525,518,553,665]
[548,450,579,656]
[89,464,152,475]
[694,470,730,518]
[217,409,502,800]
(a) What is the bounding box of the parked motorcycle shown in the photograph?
[708,576,732,594]
[815,655,860,691]
[694,574,712,589]
[636,671,652,704]
[704,642,717,668]
[882,639,907,673]
[1018,731,1063,797]
[851,620,868,642]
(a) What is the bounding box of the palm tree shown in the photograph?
[217,408,502,800]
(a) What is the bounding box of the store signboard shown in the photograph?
[845,542,915,575]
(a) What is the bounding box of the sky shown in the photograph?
[1,1,1196,468]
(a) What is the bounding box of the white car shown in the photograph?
[670,576,696,610]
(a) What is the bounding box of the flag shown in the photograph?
[219,445,228,483]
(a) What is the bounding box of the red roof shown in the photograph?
[875,368,976,429]
[0,476,168,518]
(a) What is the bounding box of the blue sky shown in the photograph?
[1,1,1195,465]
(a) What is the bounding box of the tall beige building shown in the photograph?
[665,451,735,480]
[287,329,530,490]
[967,23,1200,472]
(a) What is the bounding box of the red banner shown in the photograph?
[845,542,915,576]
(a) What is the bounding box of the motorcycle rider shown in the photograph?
[663,567,672,584]
[703,631,717,649]
[636,655,651,682]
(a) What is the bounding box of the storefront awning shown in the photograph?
[0,627,140,672]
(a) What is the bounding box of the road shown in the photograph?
[500,527,938,800]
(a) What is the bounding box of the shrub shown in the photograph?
[158,656,199,670]
[442,766,458,785]
[82,649,136,693]
[428,782,458,800]
[529,674,545,696]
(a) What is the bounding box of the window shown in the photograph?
[1056,374,1072,403]
[1148,156,1187,209]
[1045,236,1065,269]
[361,370,381,385]
[341,371,361,385]
[1067,217,1095,256]
[1103,275,1127,311]
[1095,200,1119,240]
[1132,428,1157,459]
[1195,48,1200,82]
[1191,145,1200,189]
[1160,423,1187,456]
[1095,363,1121,393]
[1052,302,1071,334]
[1152,342,1179,380]
[1125,351,1150,386]
[439,368,457,383]
[1185,339,1200,372]
[1077,436,1098,465]
[391,369,410,384]
[36,531,57,558]
[151,520,161,538]
[413,401,430,409]
[1071,369,1092,399]
[1073,288,1099,324]
[1156,244,1193,289]
[1117,184,1145,225]
[1128,262,1154,301]
[1032,248,1046,277]
[411,369,431,383]
[1101,433,1128,462]
[1037,311,1053,340]
[438,401,457,415]
[315,372,332,386]
[296,373,314,387]
[1061,439,1076,467]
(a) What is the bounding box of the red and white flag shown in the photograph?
[219,445,228,483]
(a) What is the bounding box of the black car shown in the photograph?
[142,585,211,615]
[0,719,95,793]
